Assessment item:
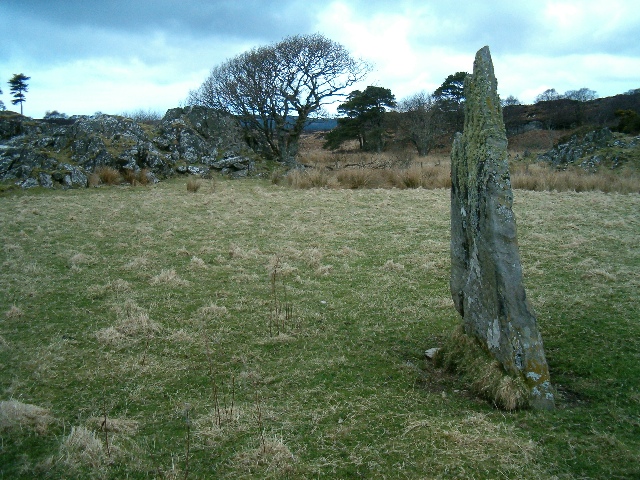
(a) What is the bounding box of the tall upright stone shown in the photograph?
[450,46,555,409]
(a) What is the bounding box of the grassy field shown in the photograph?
[1,177,639,479]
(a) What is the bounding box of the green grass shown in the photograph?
[1,178,639,478]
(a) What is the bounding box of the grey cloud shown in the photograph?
[346,0,640,57]
[3,0,320,39]
[0,0,323,68]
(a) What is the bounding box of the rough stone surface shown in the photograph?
[424,348,440,360]
[0,107,252,188]
[450,46,555,410]
[537,127,639,172]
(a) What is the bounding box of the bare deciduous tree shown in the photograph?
[564,87,598,102]
[501,95,521,106]
[396,91,441,156]
[535,88,562,103]
[188,34,369,165]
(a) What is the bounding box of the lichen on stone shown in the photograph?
[449,46,555,410]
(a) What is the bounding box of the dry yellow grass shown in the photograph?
[60,426,109,468]
[0,399,55,434]
[296,134,638,193]
[236,436,296,474]
[95,166,122,186]
[186,176,202,192]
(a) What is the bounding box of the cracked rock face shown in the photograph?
[450,46,555,409]
[0,107,251,188]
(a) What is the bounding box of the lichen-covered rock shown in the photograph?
[0,111,26,139]
[537,127,639,172]
[450,46,554,410]
[0,107,250,188]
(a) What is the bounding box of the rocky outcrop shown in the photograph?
[537,128,640,172]
[0,106,253,188]
[450,46,554,410]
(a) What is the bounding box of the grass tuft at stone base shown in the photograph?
[434,326,530,411]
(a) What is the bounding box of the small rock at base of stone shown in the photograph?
[425,348,440,360]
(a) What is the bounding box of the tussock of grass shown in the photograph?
[166,328,196,343]
[150,268,190,286]
[123,256,149,270]
[87,172,101,187]
[382,259,405,272]
[287,164,453,190]
[236,436,295,474]
[60,426,109,469]
[4,304,23,319]
[434,326,529,410]
[302,247,322,266]
[286,168,335,189]
[315,264,333,276]
[194,407,246,443]
[96,300,161,344]
[336,168,375,189]
[0,400,54,434]
[94,166,122,186]
[122,168,150,186]
[95,326,125,344]
[69,252,95,269]
[186,176,202,192]
[197,303,228,318]
[189,255,207,269]
[115,311,160,338]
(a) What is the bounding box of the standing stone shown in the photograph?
[450,46,554,409]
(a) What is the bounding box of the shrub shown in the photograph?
[614,109,640,134]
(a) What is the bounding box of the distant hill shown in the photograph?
[305,117,337,131]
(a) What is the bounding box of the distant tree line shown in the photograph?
[323,72,470,155]
[534,87,598,103]
[183,33,640,162]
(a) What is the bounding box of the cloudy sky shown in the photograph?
[1,0,639,118]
